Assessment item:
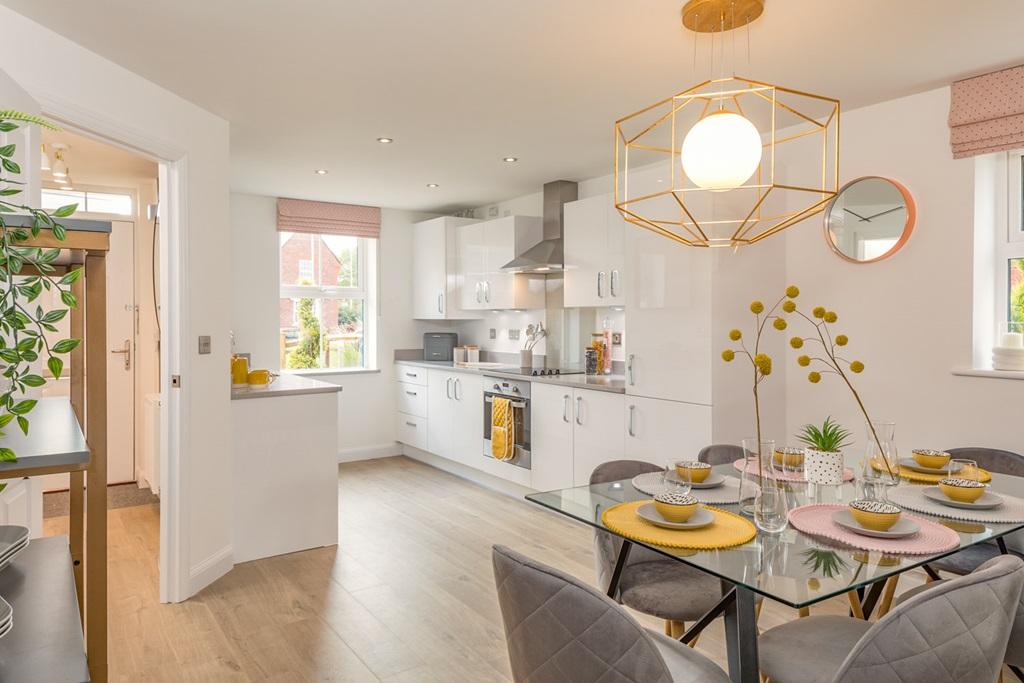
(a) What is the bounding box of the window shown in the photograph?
[40,187,133,216]
[1003,151,1024,326]
[279,232,376,371]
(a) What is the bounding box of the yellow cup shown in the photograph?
[247,369,271,387]
[231,356,249,386]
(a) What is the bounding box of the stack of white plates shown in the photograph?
[0,525,29,572]
[993,346,1024,371]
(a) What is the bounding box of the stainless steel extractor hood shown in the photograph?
[501,180,578,272]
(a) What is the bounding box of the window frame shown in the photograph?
[40,182,136,219]
[278,233,378,373]
[999,151,1024,325]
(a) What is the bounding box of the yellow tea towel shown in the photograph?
[491,397,514,461]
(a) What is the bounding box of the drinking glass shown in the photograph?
[754,486,789,534]
[950,458,979,482]
[662,460,690,496]
[739,438,775,516]
[674,463,693,496]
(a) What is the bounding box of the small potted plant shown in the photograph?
[796,417,852,485]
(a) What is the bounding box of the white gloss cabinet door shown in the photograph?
[412,218,446,319]
[426,369,453,459]
[458,222,488,310]
[450,374,483,468]
[571,389,625,486]
[624,226,712,405]
[563,197,606,308]
[624,396,712,468]
[530,382,575,492]
[606,202,626,305]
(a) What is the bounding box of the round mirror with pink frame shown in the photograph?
[824,176,916,263]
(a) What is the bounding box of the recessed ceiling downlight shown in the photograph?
[503,157,518,163]
[426,183,439,188]
[377,137,394,144]
[314,169,328,175]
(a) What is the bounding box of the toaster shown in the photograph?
[423,332,458,362]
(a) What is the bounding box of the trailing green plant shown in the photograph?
[795,416,852,453]
[0,111,82,460]
[800,548,849,580]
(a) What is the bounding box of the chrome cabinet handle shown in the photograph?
[562,394,570,423]
[405,390,417,397]
[405,421,417,428]
[111,338,131,370]
[446,377,453,399]
[454,378,462,400]
[438,292,444,313]
[405,371,418,378]
[597,271,605,298]
[627,354,635,386]
[484,280,491,303]
[628,404,636,437]
[610,269,619,297]
[475,282,482,303]
[575,396,583,426]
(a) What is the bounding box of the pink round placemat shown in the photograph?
[731,459,855,483]
[788,504,961,555]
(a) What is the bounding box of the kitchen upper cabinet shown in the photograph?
[624,224,712,406]
[530,382,574,492]
[624,396,712,468]
[563,193,626,308]
[458,217,545,310]
[413,216,481,320]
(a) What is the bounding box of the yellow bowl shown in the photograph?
[849,500,901,531]
[675,461,711,483]
[773,448,805,469]
[654,493,699,522]
[938,478,986,503]
[912,449,951,469]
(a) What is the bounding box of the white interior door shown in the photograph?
[107,220,136,483]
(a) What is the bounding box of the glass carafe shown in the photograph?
[739,438,775,516]
[862,420,900,495]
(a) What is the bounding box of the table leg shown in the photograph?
[681,587,735,645]
[722,582,759,683]
[606,540,632,598]
[860,580,886,620]
[998,537,1009,555]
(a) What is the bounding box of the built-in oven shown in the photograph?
[482,376,531,469]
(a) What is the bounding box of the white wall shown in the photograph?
[229,193,439,459]
[784,86,1022,454]
[0,5,232,599]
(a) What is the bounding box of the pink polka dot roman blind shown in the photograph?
[276,197,381,239]
[949,64,1024,159]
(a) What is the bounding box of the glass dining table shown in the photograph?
[526,464,1024,683]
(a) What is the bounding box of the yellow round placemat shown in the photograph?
[601,501,756,550]
[870,460,992,484]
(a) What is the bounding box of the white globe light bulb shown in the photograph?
[681,111,762,190]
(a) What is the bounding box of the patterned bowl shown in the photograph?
[849,499,901,531]
[938,477,986,503]
[654,492,699,522]
[675,460,711,483]
[773,447,805,469]
[912,449,951,470]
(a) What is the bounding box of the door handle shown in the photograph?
[562,394,570,423]
[446,377,453,399]
[454,378,462,400]
[111,338,131,370]
[438,292,444,314]
[575,396,583,426]
[610,269,619,297]
[597,271,605,298]
[628,404,636,437]
[627,354,635,386]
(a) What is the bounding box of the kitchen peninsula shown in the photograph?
[232,374,342,562]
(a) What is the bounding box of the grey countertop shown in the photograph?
[0,397,89,474]
[232,373,343,400]
[394,359,626,394]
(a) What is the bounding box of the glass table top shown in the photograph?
[525,465,1024,608]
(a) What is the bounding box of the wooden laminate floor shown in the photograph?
[43,455,969,681]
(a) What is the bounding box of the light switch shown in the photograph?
[489,328,497,340]
[198,335,212,354]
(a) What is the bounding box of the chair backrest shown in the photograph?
[491,544,673,683]
[698,444,744,467]
[834,554,1024,683]
[589,460,665,590]
[947,447,1024,477]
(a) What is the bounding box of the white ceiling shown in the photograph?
[41,128,157,188]
[6,0,1024,212]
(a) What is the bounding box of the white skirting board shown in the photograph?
[188,545,233,596]
[401,445,535,500]
[338,443,403,463]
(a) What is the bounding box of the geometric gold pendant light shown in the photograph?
[614,0,840,248]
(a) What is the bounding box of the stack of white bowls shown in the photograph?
[993,346,1024,371]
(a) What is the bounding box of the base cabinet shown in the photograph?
[624,396,712,467]
[0,478,41,538]
[427,369,483,467]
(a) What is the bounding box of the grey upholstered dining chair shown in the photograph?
[929,447,1024,576]
[491,545,730,683]
[590,460,723,640]
[758,554,1024,683]
[697,444,744,467]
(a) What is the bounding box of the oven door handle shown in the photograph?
[484,395,527,409]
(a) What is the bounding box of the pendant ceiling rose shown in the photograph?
[681,0,764,33]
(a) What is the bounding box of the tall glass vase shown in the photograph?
[740,438,776,516]
[861,420,900,499]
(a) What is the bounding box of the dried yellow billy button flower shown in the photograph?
[797,355,811,367]
[729,329,742,341]
[782,300,796,313]
[773,318,787,331]
[808,371,822,383]
[721,349,735,362]
[835,334,848,346]
[790,336,804,349]
[754,353,772,376]
[824,311,838,323]
[812,306,826,319]
[750,300,765,314]
[786,285,800,298]
[850,360,865,373]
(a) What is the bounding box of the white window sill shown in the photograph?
[283,368,381,377]
[951,367,1024,381]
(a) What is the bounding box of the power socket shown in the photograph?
[489,328,497,340]
[508,329,520,341]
